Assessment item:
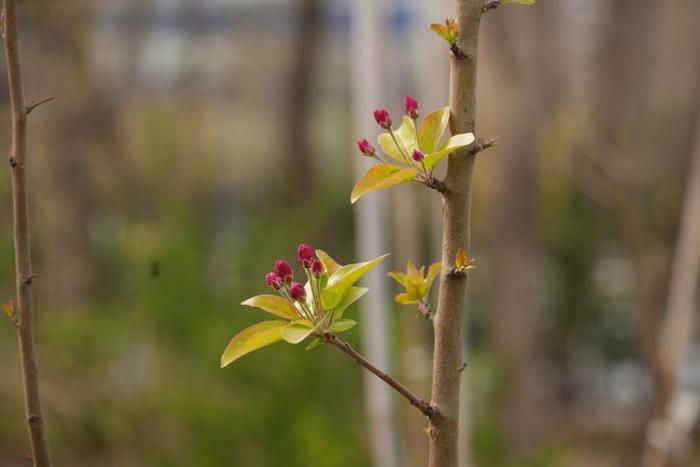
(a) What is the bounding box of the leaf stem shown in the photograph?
[325,334,438,418]
[388,129,413,165]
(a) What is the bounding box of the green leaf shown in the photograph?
[281,320,316,344]
[241,295,299,320]
[221,320,286,367]
[395,293,420,305]
[332,286,368,319]
[316,249,342,275]
[377,117,418,163]
[322,253,390,310]
[419,107,450,154]
[351,164,418,203]
[388,271,410,288]
[305,337,323,351]
[420,262,442,297]
[423,132,475,169]
[327,319,357,333]
[429,23,450,41]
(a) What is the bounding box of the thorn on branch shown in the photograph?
[23,273,36,285]
[25,96,55,115]
[468,136,499,156]
[482,0,501,13]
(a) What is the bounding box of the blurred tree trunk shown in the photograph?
[28,1,105,307]
[287,0,321,199]
[351,2,401,467]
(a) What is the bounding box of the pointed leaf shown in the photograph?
[378,132,408,163]
[281,320,316,344]
[388,271,410,288]
[305,337,323,351]
[351,164,418,203]
[419,107,450,154]
[396,116,419,154]
[426,262,442,291]
[242,295,299,320]
[423,133,475,169]
[328,319,357,333]
[316,249,342,275]
[395,293,420,305]
[455,248,467,269]
[333,286,368,319]
[322,254,390,310]
[429,23,450,41]
[221,320,286,367]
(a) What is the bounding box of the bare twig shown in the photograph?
[429,0,484,465]
[25,96,55,115]
[2,1,53,466]
[468,136,499,156]
[325,334,438,418]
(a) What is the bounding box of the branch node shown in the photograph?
[9,156,19,168]
[447,268,466,278]
[427,177,449,195]
[469,136,499,156]
[481,0,501,13]
[25,96,55,115]
[450,44,466,59]
[23,273,36,285]
[418,300,434,320]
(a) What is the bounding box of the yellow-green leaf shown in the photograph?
[388,271,409,288]
[351,164,418,203]
[328,319,357,333]
[420,107,450,154]
[281,320,317,344]
[305,337,323,350]
[377,117,418,163]
[241,295,299,320]
[3,301,16,321]
[423,262,442,296]
[429,23,450,41]
[221,320,286,367]
[316,249,342,275]
[322,253,389,309]
[333,286,368,319]
[395,293,420,305]
[423,132,475,169]
[378,132,407,163]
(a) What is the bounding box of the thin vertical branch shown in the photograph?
[428,1,483,466]
[2,1,53,466]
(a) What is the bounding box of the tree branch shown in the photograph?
[429,0,484,466]
[2,1,53,466]
[324,334,438,418]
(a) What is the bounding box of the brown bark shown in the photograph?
[428,1,483,466]
[2,0,53,465]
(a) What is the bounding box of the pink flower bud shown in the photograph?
[274,260,293,283]
[373,108,392,129]
[311,258,323,278]
[412,149,425,162]
[404,95,419,119]
[265,272,282,290]
[289,282,306,301]
[297,243,315,267]
[357,139,376,156]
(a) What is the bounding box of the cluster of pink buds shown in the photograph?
[356,95,435,183]
[264,244,327,329]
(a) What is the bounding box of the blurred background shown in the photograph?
[0,0,699,466]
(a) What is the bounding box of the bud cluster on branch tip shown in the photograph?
[357,139,376,157]
[289,282,306,302]
[404,95,419,119]
[412,150,425,162]
[274,260,294,284]
[373,108,392,129]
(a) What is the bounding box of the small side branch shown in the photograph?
[325,334,438,418]
[418,300,434,320]
[426,177,449,194]
[469,136,499,156]
[25,96,55,115]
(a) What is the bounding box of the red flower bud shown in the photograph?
[404,95,419,119]
[373,108,392,129]
[274,260,293,283]
[412,149,425,162]
[265,272,282,290]
[289,282,306,301]
[311,258,323,278]
[297,243,315,267]
[357,139,376,156]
